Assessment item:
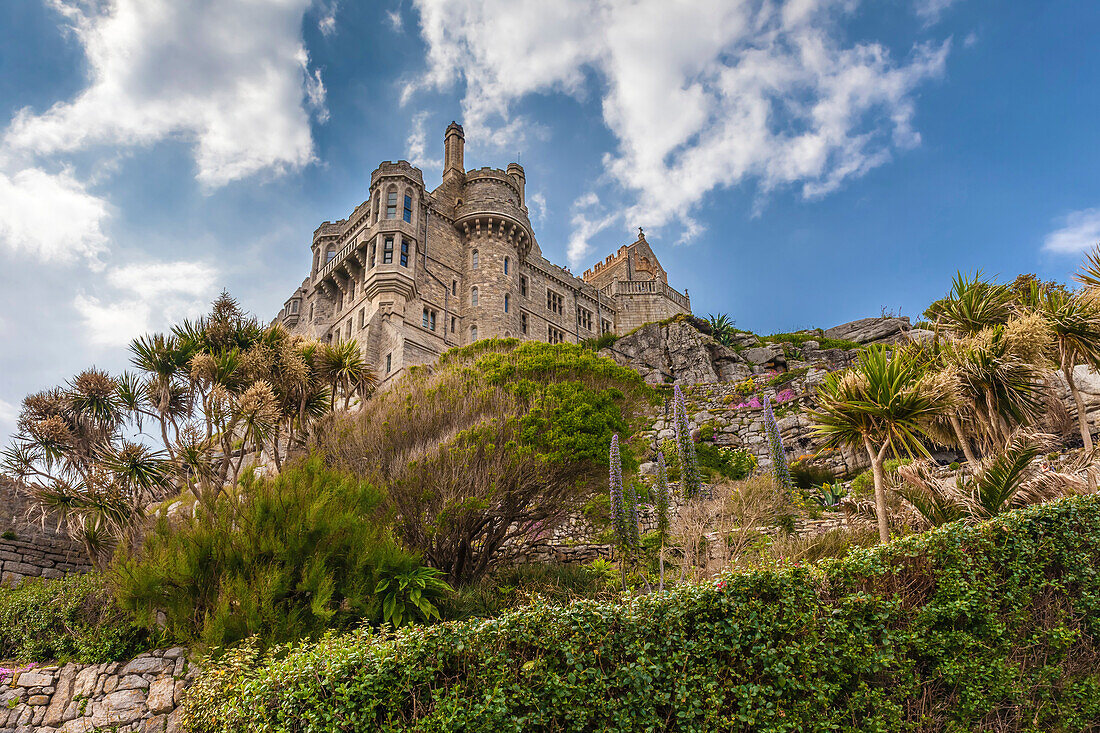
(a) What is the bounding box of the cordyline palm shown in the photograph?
[925,271,1013,337]
[810,345,946,542]
[318,340,377,409]
[945,327,1047,453]
[1036,290,1100,452]
[130,333,194,458]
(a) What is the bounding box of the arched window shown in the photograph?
[504,256,510,274]
[372,192,379,223]
[386,187,398,218]
[403,191,413,223]
[325,246,336,262]
[470,325,478,342]
[504,293,510,313]
[472,249,479,269]
[471,287,479,307]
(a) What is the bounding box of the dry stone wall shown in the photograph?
[0,480,90,586]
[0,648,193,733]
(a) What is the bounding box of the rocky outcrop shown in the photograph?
[600,319,753,385]
[823,317,912,345]
[0,649,193,733]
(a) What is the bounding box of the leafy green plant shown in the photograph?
[375,566,452,628]
[0,574,149,663]
[181,495,1100,733]
[696,444,756,481]
[0,530,15,540]
[112,456,423,648]
[812,482,846,509]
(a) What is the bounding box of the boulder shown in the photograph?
[824,317,911,345]
[603,319,751,385]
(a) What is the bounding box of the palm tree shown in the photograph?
[1036,290,1100,452]
[925,271,1013,337]
[318,340,376,409]
[810,345,946,542]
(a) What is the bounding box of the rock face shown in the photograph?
[823,317,912,345]
[600,319,753,385]
[0,650,194,733]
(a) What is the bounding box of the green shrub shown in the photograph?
[181,495,1100,732]
[442,564,618,621]
[849,458,912,498]
[696,444,757,481]
[579,333,620,351]
[766,367,808,389]
[761,330,861,350]
[0,574,148,663]
[112,456,426,648]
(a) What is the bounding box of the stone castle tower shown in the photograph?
[274,123,690,385]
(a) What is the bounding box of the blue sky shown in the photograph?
[1,0,1099,442]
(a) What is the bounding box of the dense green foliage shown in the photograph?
[0,574,148,663]
[850,458,912,498]
[761,330,862,351]
[112,457,427,647]
[320,340,653,583]
[695,443,757,481]
[181,495,1100,732]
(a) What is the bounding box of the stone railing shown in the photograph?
[601,279,690,311]
[0,648,193,732]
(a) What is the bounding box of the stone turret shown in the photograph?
[442,121,465,189]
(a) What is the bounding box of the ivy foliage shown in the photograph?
[182,494,1100,732]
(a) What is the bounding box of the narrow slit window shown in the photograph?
[403,194,413,223]
[383,236,394,264]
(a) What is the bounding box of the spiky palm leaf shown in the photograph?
[707,313,737,346]
[926,271,1013,336]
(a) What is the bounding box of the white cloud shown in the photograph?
[0,398,16,432]
[3,0,324,188]
[914,0,960,23]
[318,1,339,36]
[1043,208,1100,255]
[0,167,109,265]
[406,111,443,171]
[409,0,950,264]
[527,191,547,223]
[388,8,404,31]
[74,260,219,347]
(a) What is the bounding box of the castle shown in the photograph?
[274,122,691,384]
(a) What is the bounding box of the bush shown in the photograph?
[181,495,1100,732]
[695,444,757,481]
[442,564,618,621]
[112,456,428,648]
[0,574,148,663]
[318,340,653,584]
[790,460,835,491]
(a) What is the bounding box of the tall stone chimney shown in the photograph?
[443,121,465,181]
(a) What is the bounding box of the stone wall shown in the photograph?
[0,648,193,733]
[0,480,90,586]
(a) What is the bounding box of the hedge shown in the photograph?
[181,495,1100,732]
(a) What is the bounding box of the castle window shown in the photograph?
[521,313,528,334]
[403,194,413,223]
[369,243,376,268]
[386,190,398,218]
[452,279,457,296]
[577,307,593,331]
[383,235,394,264]
[422,308,437,331]
[546,289,563,315]
[310,303,314,321]
[325,246,336,262]
[472,249,479,269]
[348,280,355,301]
[470,325,478,342]
[471,287,479,307]
[346,320,352,338]
[359,308,366,329]
[504,256,510,275]
[386,353,392,373]
[290,300,299,314]
[400,238,410,267]
[372,192,379,223]
[451,316,456,333]
[548,325,565,344]
[601,318,612,334]
[520,275,528,297]
[504,294,510,313]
